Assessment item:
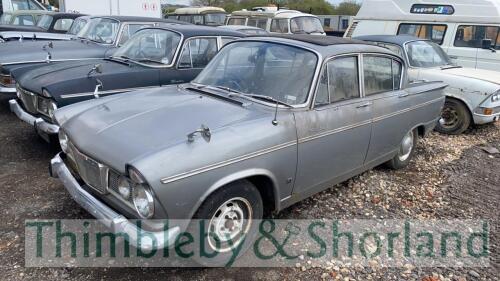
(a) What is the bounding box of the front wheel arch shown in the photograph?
[189,169,280,220]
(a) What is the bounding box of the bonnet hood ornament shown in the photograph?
[42,41,53,63]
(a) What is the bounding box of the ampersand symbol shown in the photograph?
[253,220,300,260]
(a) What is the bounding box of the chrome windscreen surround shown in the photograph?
[67,142,109,194]
[17,86,38,114]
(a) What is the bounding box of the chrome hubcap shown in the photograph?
[439,107,459,129]
[208,197,252,253]
[398,130,414,162]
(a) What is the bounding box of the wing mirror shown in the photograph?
[481,39,496,52]
[87,64,103,77]
[42,41,53,63]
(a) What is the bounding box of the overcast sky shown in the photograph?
[163,0,359,6]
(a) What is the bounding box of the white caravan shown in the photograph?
[227,7,325,35]
[345,0,500,71]
[59,0,162,18]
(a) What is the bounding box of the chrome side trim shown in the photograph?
[161,141,297,184]
[372,96,445,123]
[2,58,105,66]
[298,119,372,144]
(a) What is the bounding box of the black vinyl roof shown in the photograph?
[354,35,425,46]
[94,15,185,24]
[260,34,370,46]
[147,25,246,38]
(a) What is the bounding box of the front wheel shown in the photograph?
[386,129,418,170]
[435,99,471,135]
[188,180,263,266]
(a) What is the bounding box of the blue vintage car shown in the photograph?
[0,15,184,94]
[50,35,447,264]
[9,25,244,143]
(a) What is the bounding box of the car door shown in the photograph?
[162,36,219,85]
[294,55,372,196]
[362,54,411,164]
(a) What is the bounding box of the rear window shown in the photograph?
[398,23,447,45]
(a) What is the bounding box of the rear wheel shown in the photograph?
[188,180,263,266]
[435,98,471,135]
[386,129,418,170]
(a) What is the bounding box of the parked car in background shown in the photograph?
[357,35,500,134]
[227,7,325,35]
[9,25,244,143]
[49,35,446,264]
[0,0,45,15]
[345,0,500,71]
[0,10,50,28]
[166,6,227,26]
[0,15,90,42]
[219,24,268,35]
[0,16,184,94]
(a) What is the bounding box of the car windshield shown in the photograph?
[36,15,53,30]
[406,40,451,68]
[290,16,324,34]
[0,14,12,24]
[76,17,119,44]
[68,18,88,35]
[205,13,226,25]
[194,41,318,106]
[113,29,181,66]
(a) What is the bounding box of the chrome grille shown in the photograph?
[67,142,109,194]
[17,86,38,114]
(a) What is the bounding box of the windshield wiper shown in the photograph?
[136,58,165,65]
[244,94,294,108]
[441,64,462,70]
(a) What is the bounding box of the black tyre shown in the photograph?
[188,180,263,266]
[386,129,418,170]
[435,98,471,135]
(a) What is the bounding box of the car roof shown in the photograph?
[239,35,399,57]
[143,25,246,37]
[354,35,427,46]
[7,10,54,16]
[90,15,183,23]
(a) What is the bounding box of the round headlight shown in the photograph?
[132,184,154,219]
[58,130,69,153]
[48,101,57,118]
[117,177,131,200]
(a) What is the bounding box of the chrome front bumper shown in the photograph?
[50,153,180,251]
[0,86,16,93]
[9,99,60,136]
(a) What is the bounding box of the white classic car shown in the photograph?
[358,35,500,134]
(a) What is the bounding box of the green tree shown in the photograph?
[332,1,361,15]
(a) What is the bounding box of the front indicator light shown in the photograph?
[58,130,69,154]
[483,108,493,115]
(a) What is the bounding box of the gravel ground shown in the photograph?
[0,95,498,281]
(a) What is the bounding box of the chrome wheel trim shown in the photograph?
[207,197,253,253]
[439,106,460,129]
[398,130,414,162]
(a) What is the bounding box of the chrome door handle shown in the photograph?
[356,102,372,108]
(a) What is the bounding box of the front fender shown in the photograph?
[189,168,281,220]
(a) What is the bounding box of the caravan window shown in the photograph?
[398,23,447,45]
[454,25,500,50]
[270,19,289,33]
[227,17,246,26]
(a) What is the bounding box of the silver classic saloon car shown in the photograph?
[49,35,446,263]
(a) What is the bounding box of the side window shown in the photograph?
[178,15,192,23]
[323,18,331,27]
[315,56,360,106]
[398,23,447,45]
[270,19,289,33]
[228,17,246,26]
[192,15,203,25]
[178,38,218,69]
[15,15,35,26]
[454,25,500,49]
[363,56,402,96]
[53,18,74,31]
[119,24,152,46]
